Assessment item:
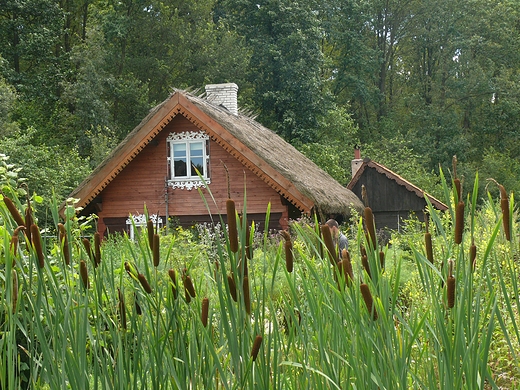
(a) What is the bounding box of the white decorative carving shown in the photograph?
[126,214,163,240]
[167,131,209,142]
[126,213,163,226]
[168,178,210,190]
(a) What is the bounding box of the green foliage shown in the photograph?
[0,130,90,225]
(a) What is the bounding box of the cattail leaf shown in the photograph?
[12,269,18,314]
[58,223,70,266]
[118,288,127,329]
[243,276,251,315]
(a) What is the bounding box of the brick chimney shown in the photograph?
[205,83,239,115]
[352,145,363,177]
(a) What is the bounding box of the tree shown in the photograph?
[221,0,326,143]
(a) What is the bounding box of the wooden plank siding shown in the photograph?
[96,116,288,235]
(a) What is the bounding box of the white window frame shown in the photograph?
[126,214,163,241]
[167,131,210,190]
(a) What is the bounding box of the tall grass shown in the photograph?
[0,171,519,389]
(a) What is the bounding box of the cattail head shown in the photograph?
[137,273,152,294]
[425,232,434,264]
[118,288,127,330]
[25,205,33,244]
[360,283,377,320]
[58,223,70,266]
[251,335,263,362]
[454,201,465,245]
[168,269,178,299]
[447,259,455,308]
[470,241,477,271]
[379,249,385,270]
[80,260,90,289]
[94,232,101,267]
[320,224,338,265]
[201,297,209,327]
[125,261,139,281]
[153,233,160,267]
[3,195,25,227]
[147,218,154,250]
[30,224,45,268]
[227,273,238,302]
[10,225,25,262]
[227,199,239,253]
[341,249,354,284]
[182,269,196,299]
[364,207,377,249]
[82,238,92,262]
[281,230,293,273]
[134,292,142,315]
[499,184,511,241]
[361,255,371,279]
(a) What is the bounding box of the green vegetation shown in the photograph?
[1,0,520,203]
[1,170,519,389]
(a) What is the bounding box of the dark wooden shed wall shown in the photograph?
[350,166,428,231]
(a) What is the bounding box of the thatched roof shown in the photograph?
[65,88,363,218]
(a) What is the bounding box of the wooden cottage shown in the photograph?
[347,155,447,233]
[63,83,363,236]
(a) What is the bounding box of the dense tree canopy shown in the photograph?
[0,0,519,204]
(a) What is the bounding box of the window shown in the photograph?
[167,131,210,190]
